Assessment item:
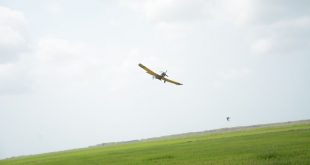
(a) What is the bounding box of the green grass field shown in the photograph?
[1,121,310,165]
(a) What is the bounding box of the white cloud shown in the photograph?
[0,6,26,29]
[120,0,257,39]
[45,0,64,16]
[119,0,209,22]
[143,0,208,23]
[30,36,149,95]
[119,0,213,39]
[0,62,30,95]
[31,37,102,90]
[216,0,255,26]
[0,6,28,63]
[35,37,83,64]
[243,1,310,57]
[213,67,251,88]
[272,16,310,29]
[0,6,30,94]
[125,0,256,25]
[155,22,194,39]
[249,0,310,25]
[251,37,273,55]
[0,26,25,46]
[219,68,251,81]
[250,16,310,56]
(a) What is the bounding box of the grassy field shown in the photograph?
[1,121,309,165]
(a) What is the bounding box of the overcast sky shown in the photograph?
[0,0,310,159]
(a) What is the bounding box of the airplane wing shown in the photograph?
[138,63,160,77]
[162,77,183,85]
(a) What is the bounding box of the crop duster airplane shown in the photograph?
[139,63,183,85]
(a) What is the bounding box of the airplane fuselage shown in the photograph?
[154,75,164,80]
[154,72,167,81]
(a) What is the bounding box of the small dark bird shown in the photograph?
[226,117,230,121]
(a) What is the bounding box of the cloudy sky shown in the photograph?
[0,0,310,159]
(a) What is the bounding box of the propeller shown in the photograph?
[160,70,168,77]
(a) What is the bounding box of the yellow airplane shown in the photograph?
[139,63,183,85]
